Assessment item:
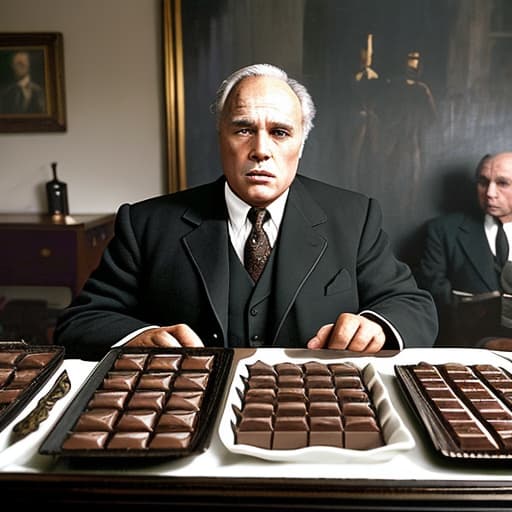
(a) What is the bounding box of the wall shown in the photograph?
[0,0,165,215]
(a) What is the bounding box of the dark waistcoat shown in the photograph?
[228,242,276,348]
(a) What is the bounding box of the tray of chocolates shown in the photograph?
[39,347,233,458]
[0,341,65,432]
[218,352,415,462]
[395,361,512,460]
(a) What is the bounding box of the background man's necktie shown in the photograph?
[244,207,271,282]
[496,220,509,270]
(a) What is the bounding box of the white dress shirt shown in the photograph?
[484,214,511,260]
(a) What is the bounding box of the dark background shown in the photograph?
[180,0,512,270]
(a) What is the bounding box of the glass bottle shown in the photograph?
[46,162,69,216]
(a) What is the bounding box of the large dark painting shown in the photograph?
[166,0,512,267]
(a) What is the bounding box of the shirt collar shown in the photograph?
[224,181,289,235]
[485,214,496,230]
[486,213,511,228]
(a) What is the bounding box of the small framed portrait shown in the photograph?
[0,32,66,133]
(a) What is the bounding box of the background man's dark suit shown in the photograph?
[55,175,437,360]
[416,211,502,345]
[417,212,500,302]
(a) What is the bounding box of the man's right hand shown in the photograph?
[125,324,204,348]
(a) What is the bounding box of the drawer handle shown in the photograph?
[40,247,52,258]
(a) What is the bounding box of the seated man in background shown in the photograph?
[416,152,512,347]
[54,63,437,361]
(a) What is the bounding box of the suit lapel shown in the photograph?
[181,182,230,344]
[458,215,499,290]
[271,179,328,341]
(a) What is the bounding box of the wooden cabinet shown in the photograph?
[0,213,115,296]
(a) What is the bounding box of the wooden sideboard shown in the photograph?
[0,213,115,296]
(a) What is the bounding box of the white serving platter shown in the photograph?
[218,351,415,463]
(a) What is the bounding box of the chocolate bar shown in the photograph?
[395,361,512,458]
[39,347,232,458]
[0,343,64,431]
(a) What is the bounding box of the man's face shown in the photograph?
[218,75,304,207]
[477,153,512,223]
[11,52,30,80]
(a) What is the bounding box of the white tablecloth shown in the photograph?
[2,347,512,482]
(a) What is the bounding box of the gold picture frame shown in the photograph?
[163,0,187,192]
[0,32,67,133]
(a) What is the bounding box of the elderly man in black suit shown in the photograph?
[54,63,437,360]
[417,152,512,346]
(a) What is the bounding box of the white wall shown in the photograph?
[0,0,165,214]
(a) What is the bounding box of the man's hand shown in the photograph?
[307,313,385,352]
[125,324,204,348]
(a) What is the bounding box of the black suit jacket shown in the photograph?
[54,175,438,360]
[416,212,499,307]
[416,212,503,346]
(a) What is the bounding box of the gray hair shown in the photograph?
[212,63,316,142]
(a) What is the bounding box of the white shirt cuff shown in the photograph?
[112,325,159,347]
[360,310,404,350]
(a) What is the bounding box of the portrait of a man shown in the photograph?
[0,49,46,115]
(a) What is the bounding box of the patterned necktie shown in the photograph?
[496,220,509,270]
[244,207,271,282]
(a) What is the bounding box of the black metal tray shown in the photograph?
[395,361,512,461]
[39,346,233,458]
[0,341,65,431]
